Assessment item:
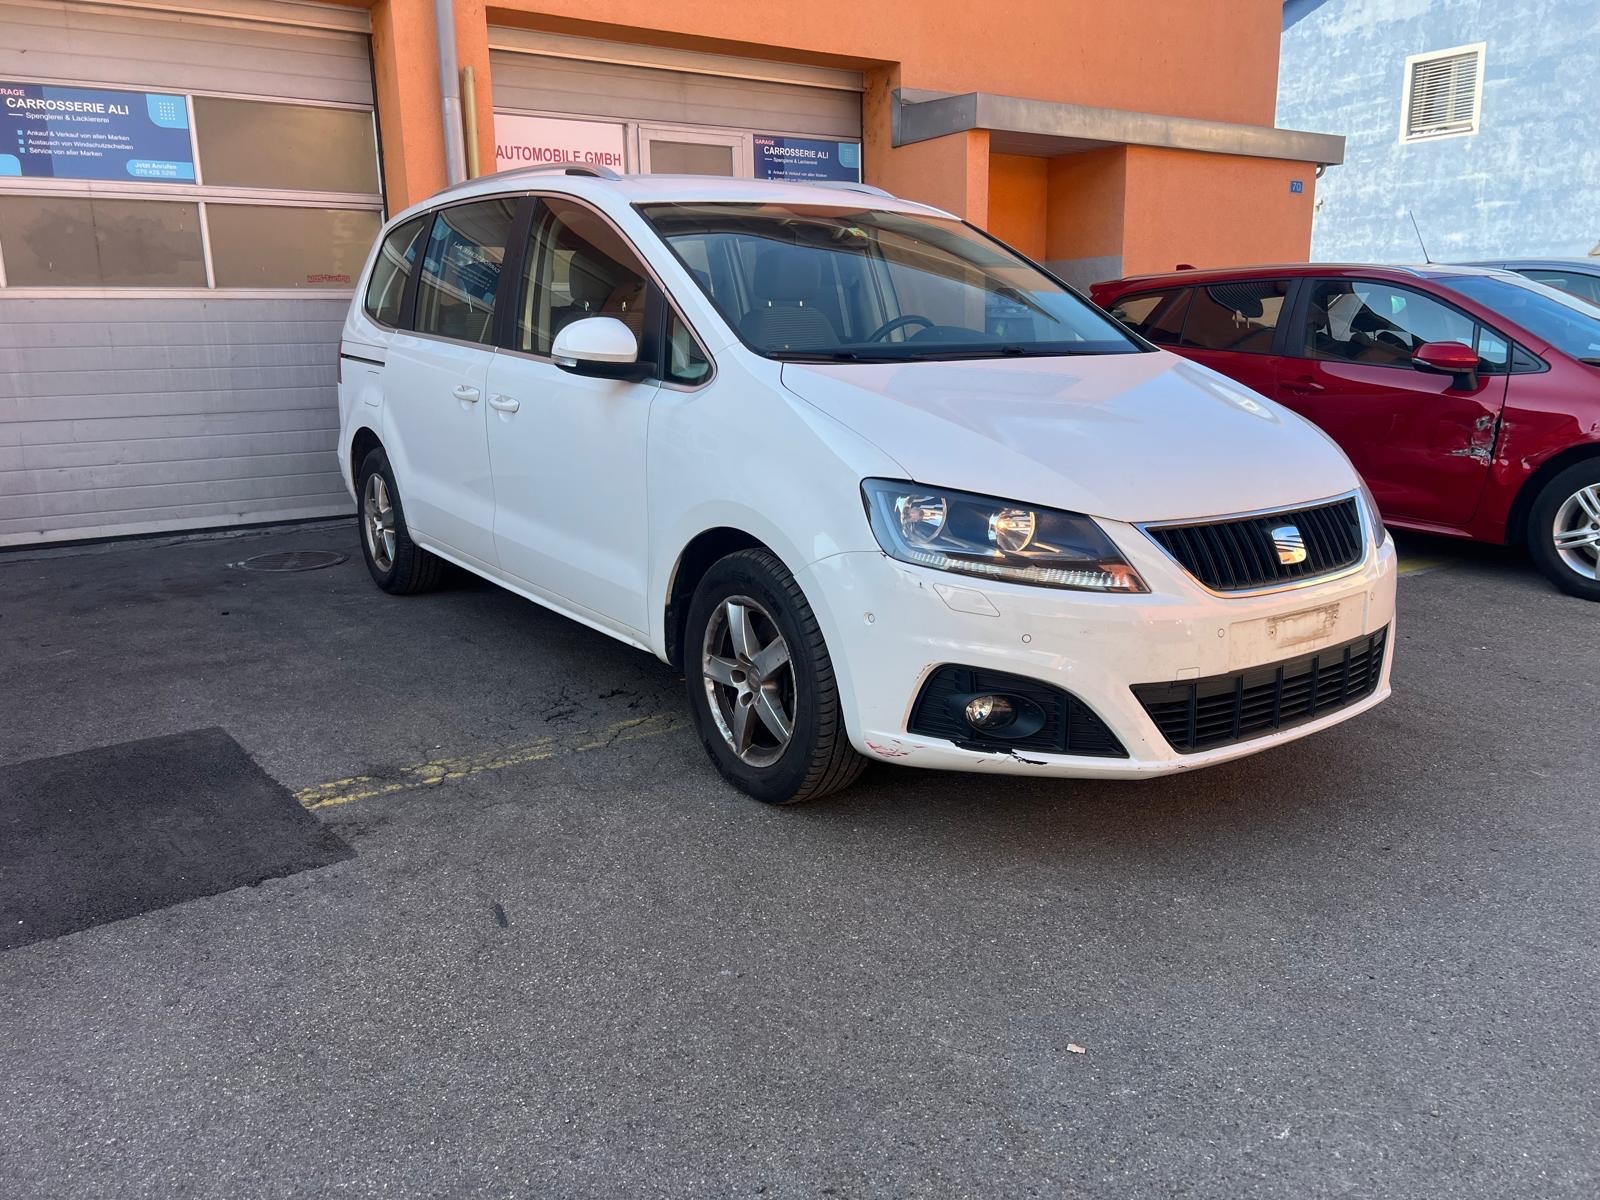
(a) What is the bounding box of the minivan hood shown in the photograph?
[779,353,1358,523]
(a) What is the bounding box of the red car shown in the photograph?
[1091,265,1600,600]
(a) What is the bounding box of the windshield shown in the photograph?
[636,202,1141,362]
[1445,273,1600,362]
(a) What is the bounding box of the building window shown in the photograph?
[1401,44,1486,142]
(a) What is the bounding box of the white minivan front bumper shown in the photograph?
[797,532,1398,779]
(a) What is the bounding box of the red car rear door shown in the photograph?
[1166,277,1292,400]
[1273,276,1509,531]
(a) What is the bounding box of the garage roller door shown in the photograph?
[0,0,379,546]
[489,29,863,141]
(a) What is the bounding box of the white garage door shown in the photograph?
[0,0,381,546]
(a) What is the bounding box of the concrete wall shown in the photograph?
[1279,0,1600,261]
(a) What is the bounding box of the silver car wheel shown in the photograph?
[1552,483,1600,581]
[363,472,397,573]
[701,595,795,768]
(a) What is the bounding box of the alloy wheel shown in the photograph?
[1552,483,1600,581]
[363,473,397,573]
[701,595,795,768]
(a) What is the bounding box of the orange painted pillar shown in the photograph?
[370,0,494,211]
[453,0,496,181]
[862,69,990,223]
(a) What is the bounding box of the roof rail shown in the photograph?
[435,163,623,197]
[789,179,896,199]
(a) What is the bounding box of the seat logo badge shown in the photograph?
[1271,524,1308,565]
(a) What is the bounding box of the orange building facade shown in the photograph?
[372,0,1343,287]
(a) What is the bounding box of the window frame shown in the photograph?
[1283,275,1528,375]
[0,76,382,298]
[456,191,718,391]
[1177,279,1292,357]
[1102,288,1192,348]
[362,214,430,330]
[1400,43,1486,144]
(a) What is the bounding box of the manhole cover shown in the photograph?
[234,550,348,573]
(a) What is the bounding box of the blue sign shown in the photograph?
[0,82,195,182]
[753,135,861,183]
[1289,179,1305,194]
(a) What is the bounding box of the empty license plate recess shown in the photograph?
[1227,596,1366,671]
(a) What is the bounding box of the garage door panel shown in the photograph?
[0,463,342,519]
[1,446,338,497]
[11,427,339,473]
[1,2,372,104]
[0,492,350,542]
[490,49,862,139]
[19,364,333,402]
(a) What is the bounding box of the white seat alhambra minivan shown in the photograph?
[338,166,1397,804]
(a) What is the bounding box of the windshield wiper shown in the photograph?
[765,349,903,363]
[1580,357,1600,367]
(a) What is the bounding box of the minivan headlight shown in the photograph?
[861,480,1148,593]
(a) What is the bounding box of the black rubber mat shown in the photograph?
[1,728,351,951]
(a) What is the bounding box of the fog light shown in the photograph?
[964,694,1015,730]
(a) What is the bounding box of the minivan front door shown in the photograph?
[380,199,519,568]
[484,196,657,636]
[1275,277,1509,529]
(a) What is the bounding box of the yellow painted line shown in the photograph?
[1397,556,1450,577]
[296,713,685,811]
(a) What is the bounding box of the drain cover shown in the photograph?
[235,550,348,573]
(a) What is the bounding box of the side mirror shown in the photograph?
[551,316,652,381]
[1412,340,1479,390]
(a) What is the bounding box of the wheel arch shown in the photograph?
[349,425,384,485]
[1504,441,1600,543]
[662,527,771,669]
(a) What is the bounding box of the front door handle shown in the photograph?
[452,384,481,403]
[488,394,521,414]
[1281,377,1325,395]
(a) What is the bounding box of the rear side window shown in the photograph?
[1179,280,1288,354]
[1108,290,1189,345]
[363,216,427,327]
[414,200,518,345]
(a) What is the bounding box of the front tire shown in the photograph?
[1527,461,1600,601]
[684,549,865,804]
[357,447,445,595]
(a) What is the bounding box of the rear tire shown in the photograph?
[1527,460,1600,601]
[684,549,866,804]
[357,447,445,595]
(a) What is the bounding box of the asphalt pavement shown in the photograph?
[0,521,1595,1199]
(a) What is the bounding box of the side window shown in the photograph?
[664,310,712,386]
[1179,280,1288,354]
[1299,279,1477,368]
[414,199,517,345]
[1108,290,1189,346]
[363,216,427,327]
[520,198,650,356]
[1475,326,1511,373]
[1521,270,1600,306]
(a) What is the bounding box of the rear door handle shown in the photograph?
[488,394,521,414]
[1281,377,1325,395]
[452,384,481,403]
